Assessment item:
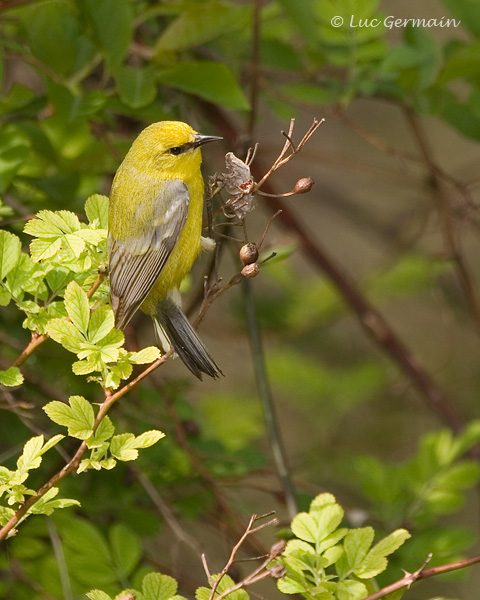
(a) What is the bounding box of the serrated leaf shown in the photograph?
[110,433,138,461]
[41,434,65,454]
[44,401,75,427]
[129,346,161,364]
[43,396,95,440]
[0,366,23,387]
[75,228,106,245]
[142,572,178,600]
[92,416,115,443]
[64,281,90,334]
[17,435,44,472]
[291,512,318,543]
[87,591,113,600]
[133,430,165,449]
[85,194,109,229]
[336,579,368,600]
[63,233,86,257]
[310,493,337,511]
[0,231,21,279]
[88,305,115,344]
[29,237,62,261]
[344,527,375,571]
[72,356,100,375]
[46,318,84,352]
[109,523,141,578]
[68,396,95,439]
[354,529,411,579]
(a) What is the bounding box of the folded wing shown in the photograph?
[109,180,189,329]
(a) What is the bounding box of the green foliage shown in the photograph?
[354,423,480,569]
[0,435,78,529]
[88,570,187,600]
[273,493,410,600]
[2,1,480,598]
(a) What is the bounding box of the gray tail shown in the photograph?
[153,301,222,380]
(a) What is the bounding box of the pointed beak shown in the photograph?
[193,134,223,148]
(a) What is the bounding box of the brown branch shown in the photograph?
[363,553,480,600]
[11,332,48,368]
[205,513,279,600]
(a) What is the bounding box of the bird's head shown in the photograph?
[124,121,222,178]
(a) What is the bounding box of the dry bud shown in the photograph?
[269,539,286,558]
[239,243,259,265]
[268,565,287,579]
[293,177,313,194]
[241,263,260,278]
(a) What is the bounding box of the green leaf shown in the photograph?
[115,65,157,109]
[17,435,44,472]
[88,305,115,344]
[157,62,249,110]
[129,346,161,364]
[91,416,115,444]
[354,529,411,579]
[29,238,63,262]
[155,3,251,52]
[86,591,113,600]
[110,433,138,461]
[47,318,84,353]
[143,572,178,600]
[21,0,95,78]
[343,527,375,571]
[291,512,318,543]
[0,231,21,279]
[336,580,368,600]
[80,0,133,68]
[43,396,95,439]
[41,434,65,454]
[109,523,141,578]
[85,194,109,229]
[24,210,81,237]
[64,281,90,334]
[133,430,165,449]
[0,366,23,387]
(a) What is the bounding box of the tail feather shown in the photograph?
[153,301,222,380]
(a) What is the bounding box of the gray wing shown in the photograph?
[109,180,189,329]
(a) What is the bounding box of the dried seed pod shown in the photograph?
[239,242,259,265]
[293,177,314,194]
[270,540,286,558]
[241,263,260,278]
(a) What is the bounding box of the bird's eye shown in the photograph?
[168,146,184,155]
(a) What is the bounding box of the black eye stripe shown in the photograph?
[167,143,194,155]
[169,146,184,155]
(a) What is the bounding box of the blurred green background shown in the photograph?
[2,0,480,598]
